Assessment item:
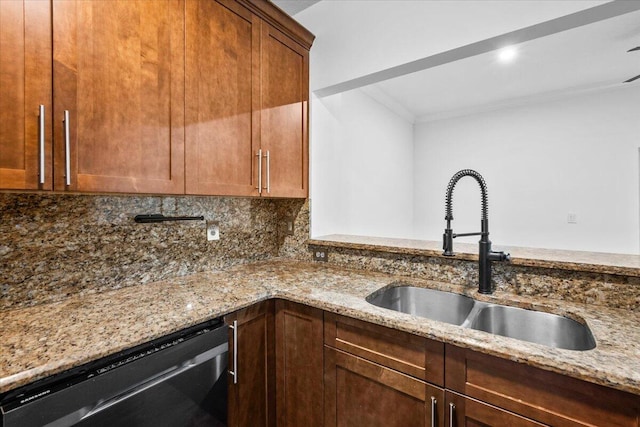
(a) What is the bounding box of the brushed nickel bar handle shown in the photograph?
[256,149,262,195]
[449,402,455,427]
[229,320,238,384]
[38,105,45,184]
[63,110,71,186]
[431,397,437,427]
[265,150,270,194]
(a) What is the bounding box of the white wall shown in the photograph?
[295,1,605,91]
[413,85,640,254]
[310,89,414,238]
[298,0,639,253]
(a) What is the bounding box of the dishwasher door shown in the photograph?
[1,321,228,427]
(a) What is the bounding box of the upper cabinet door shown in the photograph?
[260,24,309,198]
[185,0,260,196]
[52,0,185,193]
[0,0,52,190]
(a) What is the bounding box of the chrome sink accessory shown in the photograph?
[442,169,510,294]
[366,286,474,326]
[367,285,596,351]
[468,304,596,351]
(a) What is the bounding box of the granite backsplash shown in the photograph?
[0,192,305,310]
[300,245,640,311]
[2,193,639,312]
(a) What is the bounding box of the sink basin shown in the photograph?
[366,286,475,325]
[366,285,596,350]
[469,305,596,351]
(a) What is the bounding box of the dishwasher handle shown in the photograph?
[81,342,227,421]
[229,320,238,384]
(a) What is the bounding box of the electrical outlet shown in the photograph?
[207,222,220,241]
[313,248,328,262]
[284,215,295,236]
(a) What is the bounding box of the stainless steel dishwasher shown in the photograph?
[1,318,228,427]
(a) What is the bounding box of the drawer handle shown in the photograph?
[431,396,437,427]
[256,149,262,195]
[265,150,270,194]
[38,105,45,185]
[229,320,238,384]
[63,110,71,186]
[449,402,456,427]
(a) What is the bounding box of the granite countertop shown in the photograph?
[309,234,640,277]
[1,259,639,396]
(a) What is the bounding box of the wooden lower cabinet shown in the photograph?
[324,312,444,385]
[324,346,444,427]
[225,303,639,427]
[445,391,546,427]
[225,300,276,427]
[225,300,324,427]
[446,344,640,427]
[275,300,324,427]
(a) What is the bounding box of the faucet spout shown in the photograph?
[442,169,510,294]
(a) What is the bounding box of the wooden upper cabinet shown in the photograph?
[186,0,311,198]
[185,0,260,196]
[260,23,309,198]
[0,0,52,190]
[2,0,312,196]
[52,0,185,193]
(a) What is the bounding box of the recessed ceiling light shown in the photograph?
[497,46,518,64]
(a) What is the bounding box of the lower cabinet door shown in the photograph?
[225,300,276,427]
[275,300,324,427]
[324,346,444,427]
[445,391,547,427]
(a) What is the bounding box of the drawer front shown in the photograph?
[446,391,548,427]
[324,312,444,386]
[446,345,640,427]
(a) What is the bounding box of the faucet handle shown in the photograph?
[442,229,455,256]
[488,250,510,262]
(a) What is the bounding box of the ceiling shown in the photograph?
[276,1,640,123]
[368,7,640,122]
[272,0,320,16]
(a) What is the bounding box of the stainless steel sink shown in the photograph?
[366,285,596,351]
[367,286,475,325]
[469,305,596,351]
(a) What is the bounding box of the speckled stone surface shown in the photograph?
[310,234,640,276]
[2,195,640,400]
[1,259,639,398]
[308,234,640,311]
[0,193,302,310]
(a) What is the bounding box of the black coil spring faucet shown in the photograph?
[443,169,510,294]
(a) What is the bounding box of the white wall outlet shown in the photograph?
[567,213,578,224]
[207,222,220,241]
[284,215,295,236]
